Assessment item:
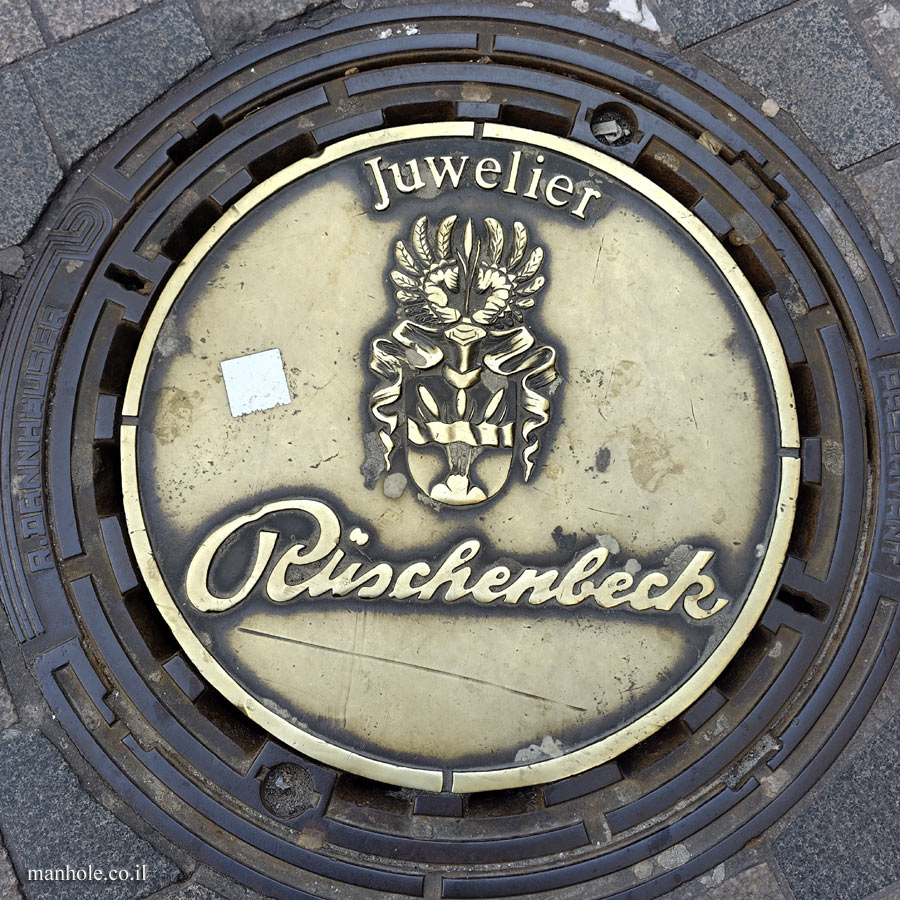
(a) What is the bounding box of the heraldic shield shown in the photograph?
[368,215,560,506]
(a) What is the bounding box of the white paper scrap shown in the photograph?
[220,348,292,417]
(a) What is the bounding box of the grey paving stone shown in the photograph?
[0,729,181,899]
[772,706,900,900]
[0,831,23,900]
[0,0,44,65]
[856,157,900,258]
[692,863,787,899]
[0,667,18,730]
[862,3,900,80]
[654,859,789,900]
[0,68,61,249]
[25,0,209,166]
[194,0,327,50]
[0,246,26,276]
[863,878,900,900]
[655,0,792,45]
[35,0,160,42]
[706,0,900,167]
[148,882,225,900]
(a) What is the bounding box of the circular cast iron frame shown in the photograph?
[0,6,898,900]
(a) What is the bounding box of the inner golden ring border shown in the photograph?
[120,121,800,793]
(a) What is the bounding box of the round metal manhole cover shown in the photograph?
[1,6,898,900]
[123,121,798,792]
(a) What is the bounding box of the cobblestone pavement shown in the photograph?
[1,0,899,898]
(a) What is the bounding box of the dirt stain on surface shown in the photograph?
[604,359,642,401]
[627,420,684,492]
[153,386,198,445]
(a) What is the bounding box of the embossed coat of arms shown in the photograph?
[368,215,559,505]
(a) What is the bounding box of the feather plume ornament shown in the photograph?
[436,214,457,259]
[412,216,433,264]
[388,215,547,330]
[507,221,528,268]
[485,217,504,265]
[470,220,547,328]
[389,215,463,328]
[394,241,419,274]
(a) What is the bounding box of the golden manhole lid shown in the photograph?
[122,123,798,791]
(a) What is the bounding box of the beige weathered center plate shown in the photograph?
[121,123,798,792]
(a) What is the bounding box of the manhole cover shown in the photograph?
[2,6,898,899]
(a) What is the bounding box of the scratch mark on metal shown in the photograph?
[591,237,605,284]
[588,506,626,517]
[238,627,588,711]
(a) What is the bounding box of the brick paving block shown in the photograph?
[706,0,900,168]
[35,0,160,42]
[772,706,900,900]
[194,0,326,51]
[0,0,44,66]
[0,729,181,899]
[25,0,209,166]
[0,69,61,249]
[862,3,900,80]
[856,157,900,258]
[654,0,792,46]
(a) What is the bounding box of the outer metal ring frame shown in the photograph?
[0,6,896,899]
[121,120,800,792]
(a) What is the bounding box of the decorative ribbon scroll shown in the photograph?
[369,319,558,480]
